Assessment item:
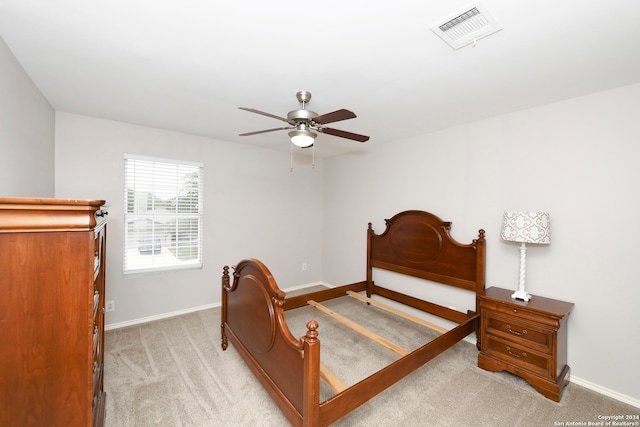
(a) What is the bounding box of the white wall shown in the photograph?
[54,112,324,325]
[0,36,54,197]
[322,83,640,403]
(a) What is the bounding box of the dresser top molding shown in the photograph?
[0,197,107,232]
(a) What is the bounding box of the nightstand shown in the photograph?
[478,287,574,402]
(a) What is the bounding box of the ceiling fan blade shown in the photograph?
[320,127,369,142]
[239,127,292,136]
[313,109,357,125]
[238,107,289,123]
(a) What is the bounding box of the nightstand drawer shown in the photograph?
[483,336,552,378]
[484,312,552,354]
[481,299,560,328]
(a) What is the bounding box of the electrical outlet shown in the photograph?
[302,263,307,271]
[105,300,115,312]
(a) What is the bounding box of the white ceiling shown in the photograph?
[1,0,639,157]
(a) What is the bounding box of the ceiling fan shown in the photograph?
[238,91,370,148]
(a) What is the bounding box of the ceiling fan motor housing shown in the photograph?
[287,109,318,123]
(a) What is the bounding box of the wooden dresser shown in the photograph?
[478,286,574,402]
[0,197,108,427]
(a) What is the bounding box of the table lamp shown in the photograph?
[500,211,551,301]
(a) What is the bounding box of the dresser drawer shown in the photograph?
[93,228,105,280]
[94,328,103,364]
[484,312,553,354]
[483,336,552,378]
[93,326,99,355]
[93,362,103,404]
[93,291,100,321]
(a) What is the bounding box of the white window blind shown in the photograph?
[124,154,203,274]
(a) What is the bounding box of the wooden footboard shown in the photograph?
[221,259,480,427]
[221,260,321,426]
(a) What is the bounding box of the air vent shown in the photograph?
[430,2,502,50]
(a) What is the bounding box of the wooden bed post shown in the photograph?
[366,222,374,298]
[221,265,229,351]
[302,320,320,427]
[474,229,486,350]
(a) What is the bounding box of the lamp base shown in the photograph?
[511,289,531,302]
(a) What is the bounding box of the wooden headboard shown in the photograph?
[366,210,485,312]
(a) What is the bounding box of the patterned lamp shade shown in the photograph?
[501,212,551,244]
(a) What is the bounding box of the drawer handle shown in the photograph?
[506,324,527,336]
[506,346,527,358]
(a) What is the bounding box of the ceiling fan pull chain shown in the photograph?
[290,143,294,172]
[312,144,315,169]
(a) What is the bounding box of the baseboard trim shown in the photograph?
[104,281,329,331]
[105,303,219,331]
[569,375,640,409]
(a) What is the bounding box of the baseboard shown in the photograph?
[282,281,331,293]
[105,303,219,331]
[104,281,329,331]
[569,375,640,409]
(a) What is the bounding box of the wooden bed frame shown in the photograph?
[221,210,485,426]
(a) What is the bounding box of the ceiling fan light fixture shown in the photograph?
[289,127,316,147]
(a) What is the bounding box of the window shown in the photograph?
[124,154,203,274]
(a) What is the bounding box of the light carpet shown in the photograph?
[104,296,638,426]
